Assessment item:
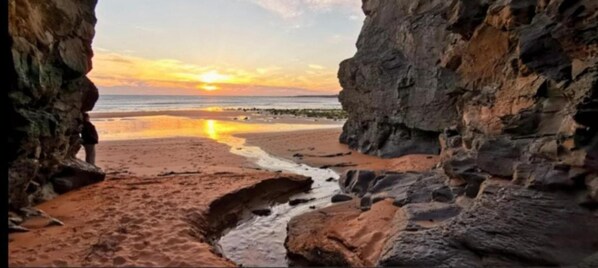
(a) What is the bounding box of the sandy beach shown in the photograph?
[10,1,597,266]
[9,132,306,266]
[9,109,430,267]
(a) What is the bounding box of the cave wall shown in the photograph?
[328,0,598,265]
[284,0,598,265]
[8,0,101,210]
[339,0,597,161]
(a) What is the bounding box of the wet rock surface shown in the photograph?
[289,0,598,266]
[331,193,353,203]
[8,0,102,210]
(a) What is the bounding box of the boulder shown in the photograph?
[251,209,272,217]
[331,194,353,203]
[51,158,105,194]
[339,170,377,196]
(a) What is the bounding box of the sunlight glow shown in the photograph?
[205,119,218,140]
[89,51,343,95]
[92,116,341,142]
[199,70,231,84]
[199,84,219,91]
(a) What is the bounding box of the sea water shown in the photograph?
[93,95,341,113]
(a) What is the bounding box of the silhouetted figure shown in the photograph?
[81,113,99,164]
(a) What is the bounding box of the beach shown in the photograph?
[10,1,597,266]
[8,108,437,267]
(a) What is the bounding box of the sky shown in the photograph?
[89,0,365,96]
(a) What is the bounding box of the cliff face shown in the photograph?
[8,0,103,210]
[339,0,597,161]
[285,0,598,266]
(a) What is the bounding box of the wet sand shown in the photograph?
[92,109,343,125]
[240,128,439,174]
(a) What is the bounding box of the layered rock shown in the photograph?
[288,0,597,266]
[338,0,597,161]
[8,0,104,210]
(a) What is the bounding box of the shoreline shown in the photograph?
[91,108,345,127]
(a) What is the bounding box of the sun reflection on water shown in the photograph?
[205,119,218,140]
[93,115,339,143]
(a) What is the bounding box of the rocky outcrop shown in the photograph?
[377,180,598,266]
[338,0,597,161]
[8,0,103,210]
[286,199,399,267]
[319,168,598,266]
[287,0,597,266]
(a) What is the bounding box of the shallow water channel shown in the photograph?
[93,115,342,266]
[217,135,340,267]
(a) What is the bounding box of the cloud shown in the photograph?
[308,64,325,70]
[251,0,361,19]
[89,50,341,95]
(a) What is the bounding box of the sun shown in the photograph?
[199,84,219,91]
[198,70,231,84]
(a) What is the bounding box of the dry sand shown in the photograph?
[9,136,299,267]
[78,137,258,177]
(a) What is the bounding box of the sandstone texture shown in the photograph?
[8,0,104,211]
[289,0,597,266]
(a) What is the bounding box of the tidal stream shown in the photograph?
[93,115,342,266]
[217,135,340,267]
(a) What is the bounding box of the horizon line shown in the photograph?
[98,94,340,98]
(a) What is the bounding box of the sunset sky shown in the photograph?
[90,0,364,96]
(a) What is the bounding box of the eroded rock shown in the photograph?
[289,0,598,266]
[377,181,598,266]
[8,0,100,210]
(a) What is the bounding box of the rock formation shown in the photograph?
[338,0,597,160]
[8,0,104,211]
[288,0,597,266]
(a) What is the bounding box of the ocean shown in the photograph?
[93,95,342,113]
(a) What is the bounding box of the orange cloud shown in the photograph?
[89,50,340,95]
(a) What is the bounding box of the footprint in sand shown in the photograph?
[133,243,147,250]
[52,260,68,267]
[113,256,127,266]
